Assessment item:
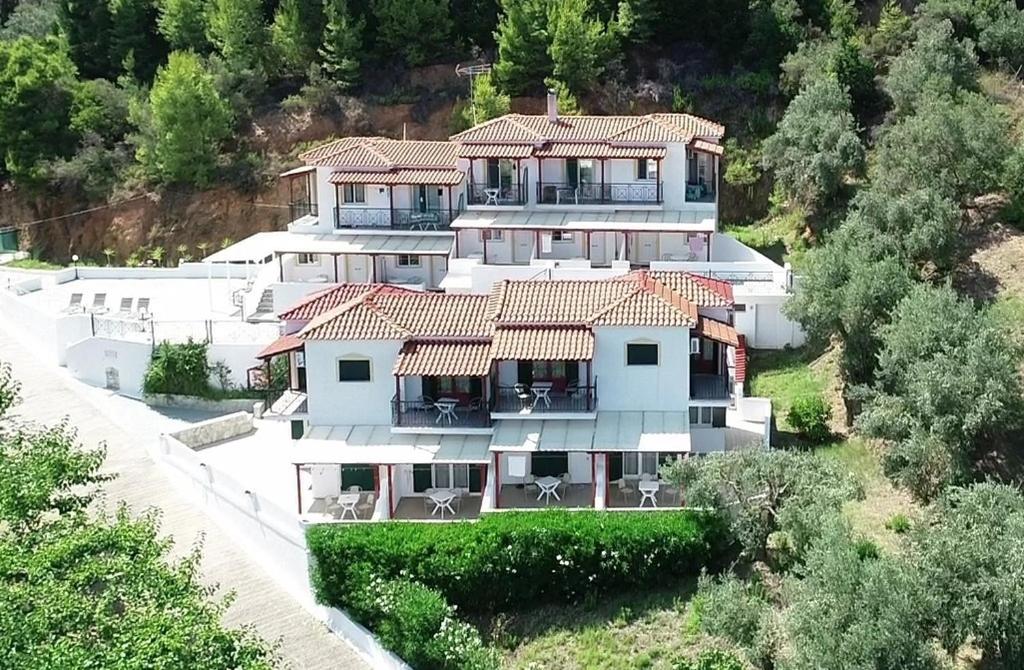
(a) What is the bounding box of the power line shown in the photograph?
[7,195,150,230]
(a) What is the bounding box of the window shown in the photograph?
[551,231,574,242]
[337,359,371,382]
[689,406,714,426]
[636,158,658,181]
[296,253,319,265]
[734,303,746,312]
[626,342,659,366]
[341,183,365,204]
[396,255,420,267]
[701,339,715,362]
[486,158,514,189]
[480,229,504,241]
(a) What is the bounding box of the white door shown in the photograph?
[347,255,368,282]
[635,233,658,264]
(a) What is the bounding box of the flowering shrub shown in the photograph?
[307,510,728,615]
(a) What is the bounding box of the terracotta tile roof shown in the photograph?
[451,113,724,145]
[692,139,725,156]
[278,284,380,321]
[457,144,535,159]
[645,271,733,306]
[299,287,492,341]
[491,327,594,361]
[696,317,740,347]
[301,138,459,169]
[532,143,667,159]
[328,168,465,186]
[256,334,304,359]
[393,341,493,377]
[487,274,697,328]
[735,334,747,383]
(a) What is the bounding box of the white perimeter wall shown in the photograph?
[304,339,402,425]
[592,326,689,411]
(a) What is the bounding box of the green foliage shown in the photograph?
[783,523,943,670]
[458,71,509,128]
[616,0,658,44]
[762,77,863,212]
[872,92,1011,206]
[57,0,113,79]
[371,0,452,67]
[915,484,1024,667]
[131,50,232,186]
[691,572,772,655]
[71,78,131,143]
[722,138,761,189]
[493,0,552,95]
[548,0,617,95]
[306,510,727,615]
[0,36,78,183]
[143,338,213,396]
[206,0,268,74]
[319,0,362,89]
[919,0,1024,69]
[0,361,19,418]
[1,0,60,40]
[546,77,581,115]
[108,0,166,81]
[856,284,1024,501]
[781,38,875,114]
[883,20,978,117]
[156,0,210,51]
[356,577,498,670]
[661,450,860,563]
[675,650,747,670]
[867,0,912,61]
[884,513,911,534]
[787,393,832,442]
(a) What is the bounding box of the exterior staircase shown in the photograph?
[247,288,277,322]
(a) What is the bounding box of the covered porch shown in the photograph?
[690,317,743,402]
[490,326,597,416]
[330,169,465,231]
[391,340,493,430]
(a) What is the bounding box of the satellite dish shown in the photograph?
[455,61,494,126]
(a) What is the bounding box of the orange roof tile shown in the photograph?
[301,138,459,169]
[393,341,493,377]
[329,168,465,186]
[278,284,381,321]
[256,334,304,359]
[457,144,535,159]
[491,327,594,361]
[299,287,492,341]
[696,317,740,347]
[691,139,725,156]
[451,113,724,145]
[645,271,733,307]
[532,143,667,159]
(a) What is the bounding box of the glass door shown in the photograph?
[416,185,442,211]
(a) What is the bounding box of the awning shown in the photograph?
[691,139,724,156]
[293,425,492,465]
[491,419,597,452]
[592,411,690,452]
[393,341,493,377]
[280,165,316,178]
[256,334,303,359]
[533,143,666,159]
[205,231,454,263]
[452,210,715,233]
[491,327,594,361]
[329,168,465,186]
[696,317,740,347]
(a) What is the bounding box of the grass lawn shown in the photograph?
[1,257,62,270]
[490,580,706,670]
[746,346,830,435]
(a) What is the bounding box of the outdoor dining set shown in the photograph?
[422,488,464,519]
[321,486,376,520]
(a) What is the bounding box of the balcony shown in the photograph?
[493,383,597,415]
[537,182,662,206]
[334,207,455,231]
[467,183,526,206]
[391,397,491,429]
[684,183,716,204]
[690,374,731,400]
[289,201,318,222]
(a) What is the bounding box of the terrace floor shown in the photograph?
[394,496,483,520]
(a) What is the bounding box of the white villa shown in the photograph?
[254,271,771,522]
[209,92,804,350]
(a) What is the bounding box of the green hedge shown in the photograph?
[307,510,729,615]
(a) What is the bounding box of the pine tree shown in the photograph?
[371,0,451,67]
[492,0,552,95]
[108,0,166,81]
[548,0,616,95]
[319,0,363,90]
[206,0,268,74]
[616,0,657,44]
[58,0,115,79]
[156,0,210,52]
[459,71,510,127]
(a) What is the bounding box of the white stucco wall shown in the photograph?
[65,337,152,397]
[303,339,402,425]
[592,326,690,412]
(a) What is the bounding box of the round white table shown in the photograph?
[535,475,562,504]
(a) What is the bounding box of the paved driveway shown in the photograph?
[0,327,370,670]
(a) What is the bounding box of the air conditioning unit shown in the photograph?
[689,337,701,354]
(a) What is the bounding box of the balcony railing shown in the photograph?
[690,374,731,400]
[537,182,662,205]
[467,183,526,206]
[391,397,491,428]
[289,201,318,221]
[334,207,455,230]
[493,384,597,414]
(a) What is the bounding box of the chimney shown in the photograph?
[546,88,559,124]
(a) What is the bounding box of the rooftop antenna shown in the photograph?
[455,61,493,126]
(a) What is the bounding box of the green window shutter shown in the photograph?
[566,158,579,188]
[608,453,623,481]
[469,466,483,493]
[341,466,375,491]
[413,464,433,492]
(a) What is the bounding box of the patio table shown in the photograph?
[535,475,562,504]
[428,490,457,518]
[435,397,459,424]
[531,381,553,408]
[336,493,361,520]
[638,480,660,508]
[484,188,500,205]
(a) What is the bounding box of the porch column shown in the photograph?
[594,453,607,510]
[482,230,488,264]
[516,159,523,202]
[494,451,501,509]
[603,453,610,509]
[388,185,394,227]
[586,360,593,411]
[387,464,395,517]
[536,158,543,202]
[447,185,453,224]
[394,375,401,423]
[332,253,339,282]
[276,252,283,282]
[584,231,591,261]
[534,230,541,259]
[334,184,341,227]
[427,255,435,288]
[371,255,378,282]
[656,158,663,203]
[706,232,712,261]
[600,159,606,203]
[295,464,303,514]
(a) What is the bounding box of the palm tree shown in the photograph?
[175,244,191,264]
[196,241,211,259]
[219,237,234,250]
[149,246,166,267]
[102,247,115,266]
